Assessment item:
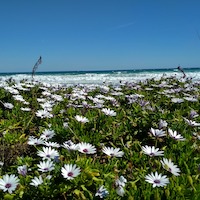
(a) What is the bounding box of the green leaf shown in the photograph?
[3,194,15,200]
[73,189,87,200]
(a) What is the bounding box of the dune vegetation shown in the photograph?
[0,76,199,199]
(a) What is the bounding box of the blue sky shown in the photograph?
[1,0,200,72]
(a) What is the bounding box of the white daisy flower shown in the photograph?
[160,158,181,176]
[44,141,60,148]
[37,98,46,103]
[42,91,52,96]
[184,96,198,102]
[63,122,69,128]
[102,147,124,157]
[13,94,25,102]
[142,145,164,157]
[51,94,63,101]
[115,176,127,187]
[150,128,166,137]
[46,175,52,180]
[40,101,54,110]
[4,87,19,94]
[101,108,117,116]
[30,176,43,187]
[37,147,59,160]
[26,83,35,88]
[35,109,53,118]
[37,160,55,173]
[171,98,184,103]
[27,136,45,146]
[23,101,30,105]
[0,174,19,194]
[92,98,105,104]
[116,185,125,197]
[61,164,81,180]
[189,110,199,119]
[101,108,117,117]
[100,85,110,93]
[95,185,109,198]
[168,129,185,141]
[138,100,149,107]
[20,107,31,111]
[184,118,200,127]
[40,129,55,140]
[62,140,79,151]
[78,142,96,154]
[159,119,168,129]
[3,102,14,109]
[17,165,27,176]
[145,172,169,188]
[74,115,89,123]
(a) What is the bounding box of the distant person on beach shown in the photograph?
[177,66,186,78]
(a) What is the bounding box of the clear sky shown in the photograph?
[1,0,200,72]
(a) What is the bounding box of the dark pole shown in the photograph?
[177,66,186,78]
[32,56,42,79]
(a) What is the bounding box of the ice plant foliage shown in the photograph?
[0,77,200,199]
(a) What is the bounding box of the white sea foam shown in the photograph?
[0,71,200,86]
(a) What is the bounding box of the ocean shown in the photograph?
[0,68,200,86]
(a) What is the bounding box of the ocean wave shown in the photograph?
[0,71,200,86]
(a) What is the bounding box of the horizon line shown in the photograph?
[0,66,199,74]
